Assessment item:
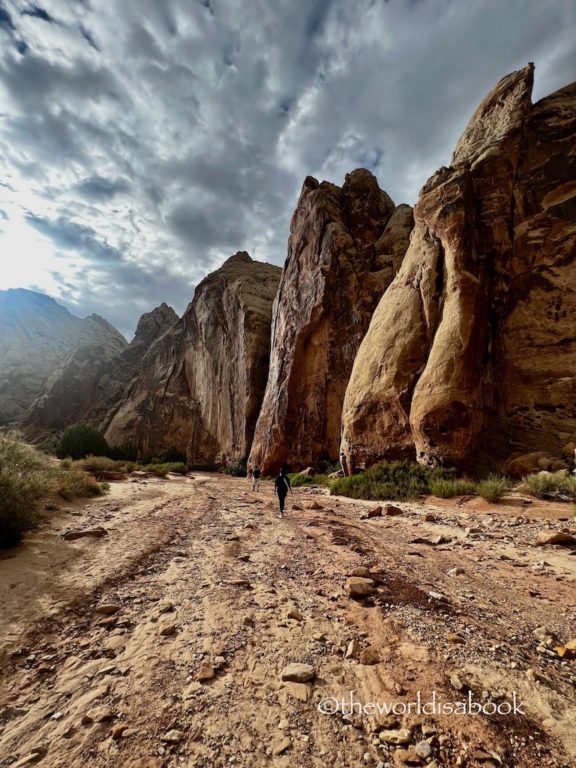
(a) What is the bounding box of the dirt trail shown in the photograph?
[0,474,575,768]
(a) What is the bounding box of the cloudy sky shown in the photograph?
[0,0,575,337]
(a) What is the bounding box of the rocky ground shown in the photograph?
[0,474,575,768]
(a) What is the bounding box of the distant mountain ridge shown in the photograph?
[0,288,127,425]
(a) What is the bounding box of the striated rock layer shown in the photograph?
[23,303,178,441]
[250,169,413,474]
[105,253,281,466]
[341,64,576,472]
[0,289,127,426]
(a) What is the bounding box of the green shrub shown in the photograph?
[520,471,576,502]
[52,468,104,501]
[223,458,248,477]
[289,473,331,487]
[0,433,53,548]
[108,444,138,461]
[429,477,477,498]
[477,474,509,502]
[57,424,110,460]
[330,461,454,501]
[75,455,118,473]
[145,462,188,477]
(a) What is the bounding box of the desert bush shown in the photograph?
[57,424,110,460]
[521,471,576,502]
[0,433,53,547]
[477,474,509,502]
[52,468,104,501]
[428,477,477,498]
[146,462,188,477]
[108,444,138,461]
[289,473,331,487]
[223,458,248,477]
[330,461,454,501]
[75,455,118,473]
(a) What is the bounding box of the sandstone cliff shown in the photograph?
[341,64,576,471]
[249,169,413,473]
[0,289,127,426]
[105,253,281,466]
[23,303,178,440]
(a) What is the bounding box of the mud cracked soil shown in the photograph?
[0,473,575,768]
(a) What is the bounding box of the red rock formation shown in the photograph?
[23,303,178,441]
[249,169,413,474]
[105,253,281,466]
[341,65,576,471]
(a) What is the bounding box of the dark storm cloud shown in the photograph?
[26,213,122,261]
[0,0,575,336]
[75,176,131,201]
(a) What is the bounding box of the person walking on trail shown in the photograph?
[274,466,292,518]
[252,465,261,492]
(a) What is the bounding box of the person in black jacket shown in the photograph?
[274,466,292,518]
[252,465,261,492]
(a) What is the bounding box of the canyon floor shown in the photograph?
[0,474,575,768]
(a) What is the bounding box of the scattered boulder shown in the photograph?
[307,501,323,510]
[161,729,183,743]
[196,662,216,682]
[350,566,372,578]
[359,647,380,665]
[384,504,402,516]
[360,505,382,519]
[95,603,121,616]
[536,531,576,546]
[63,527,108,541]
[347,577,375,598]
[280,663,316,683]
[379,728,412,745]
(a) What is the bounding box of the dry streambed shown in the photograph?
[0,474,575,768]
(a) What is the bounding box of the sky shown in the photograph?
[0,0,575,338]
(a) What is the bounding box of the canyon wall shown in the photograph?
[249,169,413,474]
[105,252,281,466]
[23,303,178,442]
[0,289,127,426]
[341,64,576,471]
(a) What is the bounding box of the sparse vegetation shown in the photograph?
[428,477,477,498]
[477,474,509,502]
[145,462,188,477]
[521,471,576,502]
[289,472,331,487]
[0,433,106,548]
[330,460,454,501]
[223,458,248,477]
[57,423,110,460]
[52,468,104,501]
[0,432,53,547]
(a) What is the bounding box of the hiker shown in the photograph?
[252,464,261,492]
[274,465,292,518]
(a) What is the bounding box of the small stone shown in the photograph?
[359,647,380,665]
[196,662,216,682]
[111,724,129,739]
[384,505,402,516]
[158,599,175,613]
[86,706,114,723]
[307,501,323,510]
[287,608,303,621]
[347,577,375,598]
[272,737,292,756]
[158,622,177,637]
[280,663,316,683]
[161,729,183,743]
[379,728,412,745]
[345,638,361,659]
[447,567,465,577]
[446,633,466,644]
[450,673,465,691]
[415,740,432,759]
[350,566,372,578]
[95,603,120,615]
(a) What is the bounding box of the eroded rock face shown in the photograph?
[0,289,127,426]
[105,253,281,466]
[23,303,178,441]
[250,169,413,473]
[341,64,576,471]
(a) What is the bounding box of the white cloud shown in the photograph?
[0,0,574,337]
